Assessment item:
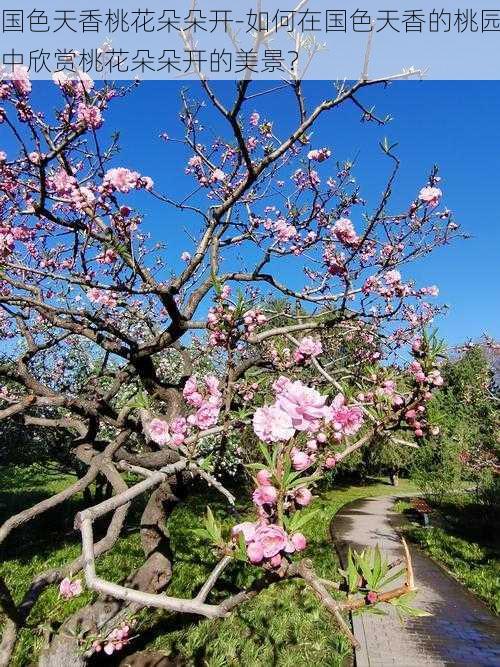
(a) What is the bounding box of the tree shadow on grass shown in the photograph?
[433,500,500,552]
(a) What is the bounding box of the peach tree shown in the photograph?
[0,65,462,665]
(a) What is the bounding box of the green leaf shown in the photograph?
[389,590,432,619]
[343,548,359,593]
[373,545,382,586]
[379,567,405,589]
[288,473,319,490]
[288,509,321,533]
[211,270,222,295]
[232,531,248,561]
[258,443,273,467]
[245,463,268,471]
[203,506,223,546]
[356,550,375,589]
[281,454,292,487]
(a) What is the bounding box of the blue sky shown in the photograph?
[2,80,499,346]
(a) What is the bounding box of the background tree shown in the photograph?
[412,342,499,506]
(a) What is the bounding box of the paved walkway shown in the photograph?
[332,496,500,667]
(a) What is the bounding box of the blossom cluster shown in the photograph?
[102,167,154,194]
[293,336,323,364]
[332,218,359,247]
[206,287,267,347]
[232,520,307,568]
[253,378,363,444]
[419,186,442,208]
[58,577,83,600]
[77,102,103,129]
[145,375,223,448]
[146,415,189,447]
[92,623,131,656]
[87,287,118,308]
[185,155,235,193]
[230,377,364,571]
[408,358,444,388]
[307,147,331,162]
[184,375,223,429]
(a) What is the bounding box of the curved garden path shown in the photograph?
[332,496,500,667]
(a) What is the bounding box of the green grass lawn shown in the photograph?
[0,464,416,666]
[396,497,500,615]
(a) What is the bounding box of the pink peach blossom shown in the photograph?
[232,521,257,543]
[328,394,363,436]
[59,577,82,600]
[325,456,337,469]
[291,448,312,471]
[419,186,442,207]
[247,541,264,563]
[333,218,359,246]
[254,524,288,558]
[256,469,272,486]
[291,532,307,551]
[384,269,401,286]
[275,380,329,433]
[253,404,295,442]
[294,487,313,506]
[146,418,170,446]
[294,336,323,363]
[252,484,278,506]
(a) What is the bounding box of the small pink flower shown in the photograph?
[204,375,221,397]
[272,376,291,394]
[247,541,264,563]
[270,554,282,568]
[419,186,442,207]
[232,521,257,543]
[252,484,278,506]
[253,404,294,442]
[333,218,359,246]
[59,577,82,600]
[291,448,312,471]
[274,219,297,243]
[275,380,329,433]
[11,65,31,96]
[366,591,378,604]
[146,418,170,446]
[412,338,422,353]
[384,269,401,286]
[294,336,323,363]
[307,147,331,162]
[77,103,103,129]
[181,251,191,262]
[294,487,313,506]
[327,394,364,437]
[191,402,220,429]
[254,524,288,558]
[87,288,117,308]
[211,168,226,182]
[291,532,307,551]
[256,469,272,486]
[325,456,337,469]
